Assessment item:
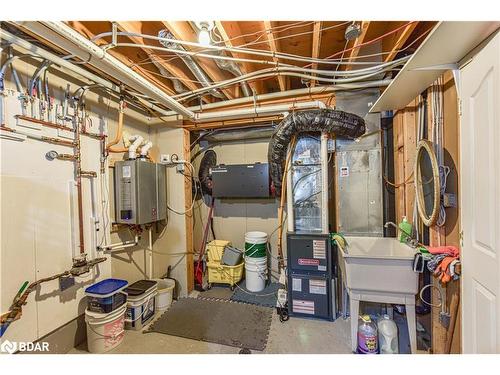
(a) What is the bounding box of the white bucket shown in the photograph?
[153,278,175,312]
[125,289,157,331]
[244,256,268,292]
[85,303,126,354]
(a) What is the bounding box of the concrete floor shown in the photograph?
[70,296,353,354]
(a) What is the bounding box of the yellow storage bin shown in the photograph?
[206,261,244,290]
[206,240,231,263]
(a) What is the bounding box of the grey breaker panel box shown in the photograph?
[211,163,271,198]
[114,160,167,224]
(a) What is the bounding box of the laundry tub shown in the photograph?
[338,237,418,353]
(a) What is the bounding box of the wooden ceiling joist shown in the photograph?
[215,21,264,95]
[68,21,176,96]
[263,21,287,92]
[344,21,371,70]
[310,21,323,87]
[113,21,205,97]
[383,22,418,63]
[160,21,237,100]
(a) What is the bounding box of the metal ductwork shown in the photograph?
[268,109,366,195]
[158,29,225,99]
[214,53,253,97]
[150,58,187,94]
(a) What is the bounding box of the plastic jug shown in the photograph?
[357,315,378,354]
[377,314,399,354]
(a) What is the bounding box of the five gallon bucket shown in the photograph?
[85,304,126,354]
[153,278,175,313]
[124,280,157,331]
[245,231,268,258]
[244,256,268,292]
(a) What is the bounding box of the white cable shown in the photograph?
[166,160,198,215]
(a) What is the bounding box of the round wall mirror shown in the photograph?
[415,139,441,226]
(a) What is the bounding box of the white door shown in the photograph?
[461,31,500,354]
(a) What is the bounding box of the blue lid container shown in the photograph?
[85,278,128,298]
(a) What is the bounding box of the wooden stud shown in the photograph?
[263,21,287,92]
[311,21,323,87]
[183,128,194,292]
[161,21,237,100]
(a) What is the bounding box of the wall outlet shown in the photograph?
[160,154,171,164]
[176,163,185,174]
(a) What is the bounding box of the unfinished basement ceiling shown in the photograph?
[8,21,436,110]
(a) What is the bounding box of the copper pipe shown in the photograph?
[56,153,78,161]
[80,170,97,178]
[74,114,85,255]
[15,114,74,132]
[41,136,76,147]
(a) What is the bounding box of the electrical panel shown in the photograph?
[114,160,167,224]
[211,163,271,198]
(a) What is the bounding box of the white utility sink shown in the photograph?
[338,236,419,353]
[339,236,418,295]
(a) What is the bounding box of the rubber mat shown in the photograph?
[230,281,280,308]
[197,286,234,301]
[146,298,272,351]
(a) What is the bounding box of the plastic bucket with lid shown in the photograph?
[153,278,175,312]
[85,303,126,353]
[244,256,268,292]
[245,231,268,258]
[124,280,157,330]
[85,278,128,314]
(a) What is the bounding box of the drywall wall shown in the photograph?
[0,49,188,345]
[110,126,191,296]
[0,53,132,344]
[192,139,283,278]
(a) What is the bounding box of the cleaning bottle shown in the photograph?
[377,315,399,354]
[398,216,412,243]
[357,315,378,354]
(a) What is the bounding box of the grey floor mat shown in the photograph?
[230,281,280,308]
[197,286,234,301]
[146,297,272,351]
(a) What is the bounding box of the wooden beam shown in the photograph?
[383,22,418,63]
[68,21,176,96]
[183,128,194,292]
[311,21,323,87]
[344,21,371,70]
[263,21,287,91]
[161,21,237,100]
[214,21,264,95]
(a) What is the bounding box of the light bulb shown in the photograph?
[198,28,211,46]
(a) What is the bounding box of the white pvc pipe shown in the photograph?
[148,80,392,123]
[22,21,193,119]
[194,100,326,123]
[140,141,153,156]
[148,227,153,279]
[128,135,144,160]
[104,235,140,251]
[286,159,294,232]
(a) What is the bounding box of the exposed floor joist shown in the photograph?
[263,21,287,91]
[310,21,323,87]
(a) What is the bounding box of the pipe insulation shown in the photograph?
[268,109,365,194]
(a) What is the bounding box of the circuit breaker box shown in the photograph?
[114,160,167,224]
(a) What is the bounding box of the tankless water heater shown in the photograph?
[114,160,167,224]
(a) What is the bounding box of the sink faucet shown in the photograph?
[384,221,418,248]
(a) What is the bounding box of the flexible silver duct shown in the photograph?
[214,52,253,97]
[150,58,187,94]
[199,125,276,143]
[158,29,224,99]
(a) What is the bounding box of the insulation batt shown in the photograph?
[268,109,365,194]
